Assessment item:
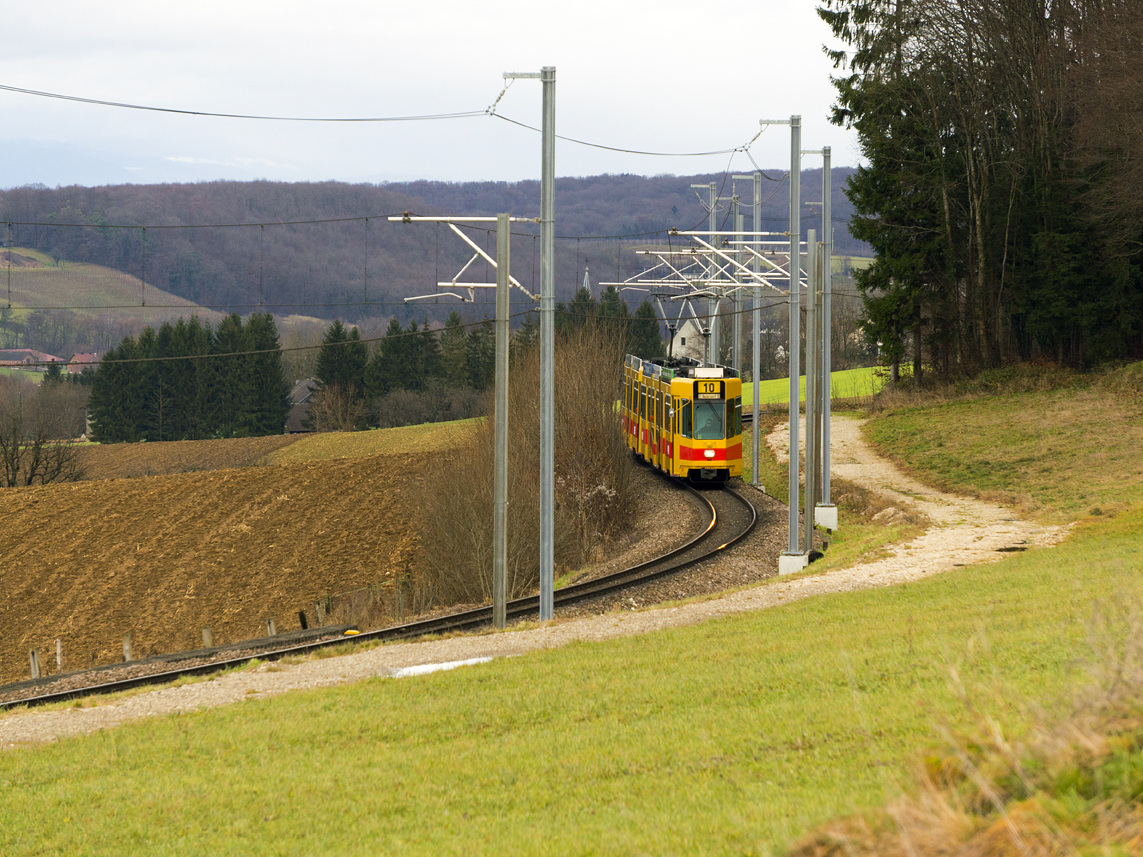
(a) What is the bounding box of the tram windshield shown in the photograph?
[693,401,725,440]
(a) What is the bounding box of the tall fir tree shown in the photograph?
[315,319,367,398]
[241,313,291,435]
[211,312,248,437]
[438,310,469,388]
[365,317,408,397]
[628,301,665,360]
[465,317,495,390]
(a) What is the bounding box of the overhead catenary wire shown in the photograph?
[1,80,776,165]
[0,83,489,123]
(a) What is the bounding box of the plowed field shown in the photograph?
[1,433,443,686]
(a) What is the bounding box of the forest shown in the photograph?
[0,170,866,333]
[820,0,1143,374]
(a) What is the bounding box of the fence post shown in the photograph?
[56,639,62,672]
[29,649,40,680]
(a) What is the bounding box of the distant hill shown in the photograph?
[0,247,329,358]
[0,247,211,321]
[0,174,868,329]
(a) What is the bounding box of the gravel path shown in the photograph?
[0,416,1068,748]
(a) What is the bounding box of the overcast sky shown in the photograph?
[0,0,858,190]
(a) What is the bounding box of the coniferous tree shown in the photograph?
[557,286,598,334]
[465,317,495,390]
[365,317,407,397]
[598,284,631,350]
[211,312,248,437]
[410,317,442,390]
[628,301,665,360]
[513,312,538,353]
[242,313,291,435]
[315,319,367,397]
[133,327,161,441]
[438,310,469,387]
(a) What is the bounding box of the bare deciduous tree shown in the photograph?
[307,383,368,432]
[0,414,83,487]
[0,376,86,487]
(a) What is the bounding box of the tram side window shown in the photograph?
[680,400,693,438]
[729,396,742,437]
[694,401,725,440]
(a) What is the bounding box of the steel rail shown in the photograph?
[1,483,757,710]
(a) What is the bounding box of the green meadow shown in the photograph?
[742,366,886,408]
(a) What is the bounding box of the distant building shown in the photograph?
[671,318,706,361]
[0,349,64,372]
[67,352,100,374]
[286,379,319,433]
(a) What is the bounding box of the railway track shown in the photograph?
[1,482,758,711]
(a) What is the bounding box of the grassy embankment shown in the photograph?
[2,364,1142,855]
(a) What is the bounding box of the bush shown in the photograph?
[417,323,633,607]
[372,381,485,429]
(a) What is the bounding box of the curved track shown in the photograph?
[1,483,758,710]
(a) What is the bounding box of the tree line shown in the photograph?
[820,0,1143,375]
[88,313,290,442]
[310,288,665,431]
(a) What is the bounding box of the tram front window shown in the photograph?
[694,401,725,440]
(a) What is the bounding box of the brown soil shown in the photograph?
[74,435,300,481]
[1,436,434,685]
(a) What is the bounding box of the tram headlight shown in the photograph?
[703,449,715,459]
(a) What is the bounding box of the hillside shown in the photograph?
[0,248,223,352]
[0,247,335,357]
[0,174,868,331]
[0,248,207,319]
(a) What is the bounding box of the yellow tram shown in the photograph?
[622,354,743,483]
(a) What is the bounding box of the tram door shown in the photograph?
[671,395,681,476]
[639,382,648,458]
[653,388,662,469]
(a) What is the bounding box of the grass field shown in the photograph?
[0,247,213,323]
[266,419,479,465]
[743,366,886,408]
[2,364,1141,854]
